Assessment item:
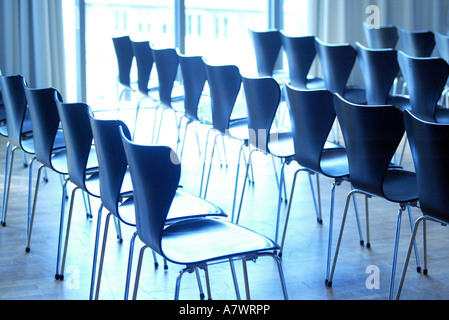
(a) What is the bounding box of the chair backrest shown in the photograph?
[151,46,181,107]
[178,53,207,121]
[355,42,399,105]
[436,32,449,64]
[120,129,180,256]
[333,94,405,198]
[249,29,282,77]
[23,84,63,169]
[363,23,399,49]
[315,38,357,95]
[242,76,281,153]
[89,112,132,223]
[285,84,336,173]
[204,61,242,134]
[398,51,449,121]
[0,74,29,148]
[398,27,435,57]
[55,94,95,191]
[131,40,155,95]
[281,33,318,89]
[112,36,134,87]
[404,110,449,223]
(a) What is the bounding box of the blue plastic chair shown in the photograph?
[120,130,288,300]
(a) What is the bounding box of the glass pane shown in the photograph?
[283,0,310,35]
[62,0,79,102]
[85,0,174,108]
[185,0,268,74]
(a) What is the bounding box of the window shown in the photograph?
[83,0,174,108]
[283,0,310,35]
[185,0,268,74]
[63,0,311,105]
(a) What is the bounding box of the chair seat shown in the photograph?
[226,118,249,141]
[319,147,350,178]
[21,136,35,154]
[382,168,418,203]
[168,190,227,222]
[435,107,449,123]
[22,112,33,134]
[268,131,294,158]
[343,87,367,104]
[306,77,326,90]
[0,123,7,137]
[161,218,279,265]
[387,95,410,112]
[113,189,227,227]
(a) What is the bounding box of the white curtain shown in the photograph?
[0,0,66,97]
[307,0,449,86]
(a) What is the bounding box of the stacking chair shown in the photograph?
[356,42,411,165]
[355,42,409,109]
[435,32,449,106]
[0,75,35,228]
[363,23,403,96]
[54,96,103,281]
[131,40,159,137]
[150,46,185,146]
[23,84,68,253]
[398,51,449,123]
[120,131,288,300]
[363,22,399,49]
[235,76,295,243]
[280,84,364,282]
[177,52,211,158]
[314,38,367,104]
[200,61,248,221]
[280,32,325,90]
[396,110,449,299]
[112,36,137,105]
[328,94,421,299]
[88,115,227,300]
[398,27,435,57]
[249,29,287,80]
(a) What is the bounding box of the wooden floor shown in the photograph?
[0,104,448,302]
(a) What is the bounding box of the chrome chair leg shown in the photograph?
[388,205,404,300]
[199,127,214,198]
[132,245,149,300]
[423,219,428,274]
[350,186,365,246]
[395,216,426,300]
[229,258,241,299]
[90,204,103,300]
[365,195,371,247]
[195,267,206,300]
[94,212,113,300]
[82,190,93,219]
[55,178,69,280]
[242,258,251,300]
[203,133,221,199]
[1,143,17,227]
[26,164,44,253]
[124,231,138,300]
[231,143,245,223]
[407,205,422,272]
[309,172,322,224]
[326,189,355,287]
[236,149,257,225]
[326,180,340,284]
[275,160,287,243]
[57,186,79,280]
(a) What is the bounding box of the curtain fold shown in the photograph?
[0,0,66,98]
